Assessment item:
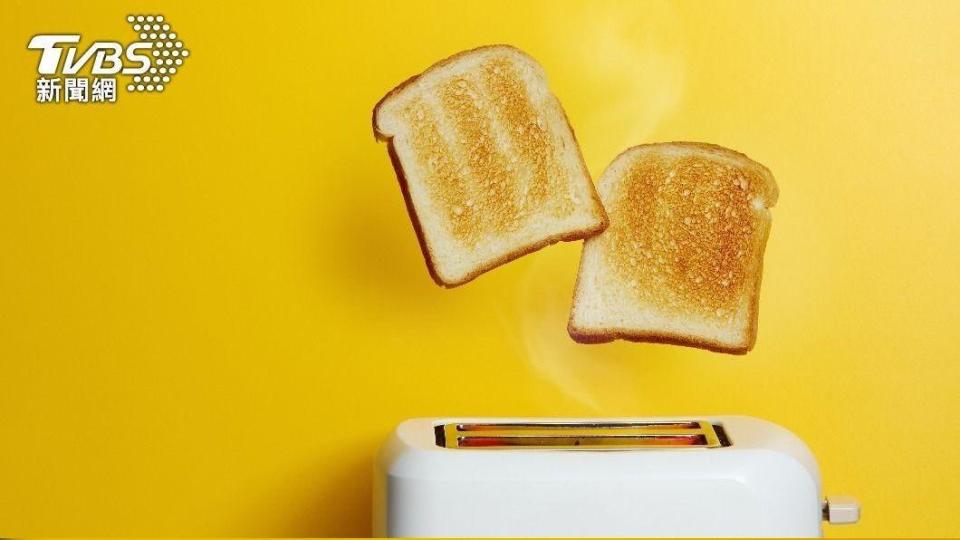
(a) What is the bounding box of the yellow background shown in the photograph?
[1,1,958,537]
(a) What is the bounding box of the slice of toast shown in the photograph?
[373,45,607,287]
[568,142,778,354]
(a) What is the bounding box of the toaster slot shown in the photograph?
[436,420,728,449]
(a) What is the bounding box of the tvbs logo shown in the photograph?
[28,15,190,104]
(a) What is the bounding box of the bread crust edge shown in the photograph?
[386,138,606,288]
[600,142,778,207]
[566,141,776,354]
[373,44,534,141]
[566,324,753,355]
[374,45,609,288]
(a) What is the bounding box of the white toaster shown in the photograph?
[374,416,859,537]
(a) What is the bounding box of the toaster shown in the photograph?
[373,416,859,537]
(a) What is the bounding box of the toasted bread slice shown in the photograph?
[373,45,607,287]
[568,142,778,354]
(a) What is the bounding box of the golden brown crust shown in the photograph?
[615,147,768,313]
[389,136,605,287]
[373,45,607,287]
[386,141,444,286]
[568,141,776,354]
[601,142,777,206]
[444,221,606,287]
[373,72,420,141]
[373,44,532,141]
[561,104,609,233]
[567,323,752,355]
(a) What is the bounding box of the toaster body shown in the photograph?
[374,416,833,537]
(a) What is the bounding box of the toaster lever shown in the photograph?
[823,495,860,524]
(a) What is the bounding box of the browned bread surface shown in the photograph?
[374,45,607,287]
[568,142,778,354]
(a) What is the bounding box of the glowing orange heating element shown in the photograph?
[437,421,726,449]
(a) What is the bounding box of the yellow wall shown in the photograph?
[1,1,958,537]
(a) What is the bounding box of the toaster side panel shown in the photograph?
[380,449,821,536]
[376,417,823,537]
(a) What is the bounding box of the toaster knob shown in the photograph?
[823,495,861,524]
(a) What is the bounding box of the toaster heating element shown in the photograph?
[375,416,860,537]
[435,420,729,449]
